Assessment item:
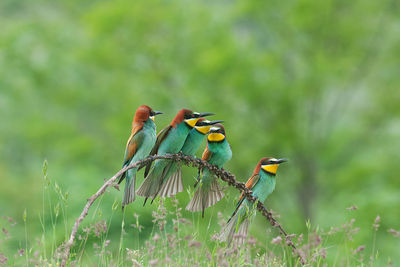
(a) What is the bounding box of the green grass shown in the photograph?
[0,162,398,266]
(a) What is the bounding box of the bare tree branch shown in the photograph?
[61,153,305,266]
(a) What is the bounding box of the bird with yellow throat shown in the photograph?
[219,157,287,245]
[186,124,232,217]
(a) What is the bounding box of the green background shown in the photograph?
[1,0,399,265]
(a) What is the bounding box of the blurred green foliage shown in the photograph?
[1,0,400,265]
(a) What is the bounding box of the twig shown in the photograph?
[61,153,305,266]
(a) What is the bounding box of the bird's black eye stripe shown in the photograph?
[184,113,193,119]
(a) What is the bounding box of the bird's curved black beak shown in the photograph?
[152,111,163,116]
[197,112,215,118]
[207,120,223,125]
[196,120,224,126]
[276,158,288,164]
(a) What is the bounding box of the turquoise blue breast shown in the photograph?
[131,119,157,162]
[251,172,276,203]
[181,129,205,156]
[207,139,232,168]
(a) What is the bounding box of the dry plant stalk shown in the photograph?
[61,153,305,266]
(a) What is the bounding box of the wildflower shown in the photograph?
[313,233,322,247]
[206,252,212,261]
[346,205,358,210]
[126,249,142,267]
[296,234,304,245]
[152,233,160,242]
[271,236,282,245]
[373,216,380,231]
[319,247,327,259]
[0,253,8,265]
[149,259,158,266]
[327,226,340,235]
[210,233,219,241]
[178,218,191,225]
[94,220,107,237]
[130,224,143,232]
[353,245,365,254]
[188,240,202,248]
[83,226,91,234]
[18,249,25,256]
[388,229,400,237]
[294,249,306,264]
[2,228,9,239]
[3,216,16,227]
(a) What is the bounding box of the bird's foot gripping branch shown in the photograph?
[61,153,305,266]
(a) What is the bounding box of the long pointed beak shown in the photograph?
[206,120,224,125]
[198,112,215,118]
[153,111,163,116]
[276,158,288,164]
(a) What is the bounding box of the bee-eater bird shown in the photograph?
[219,157,287,245]
[117,105,162,209]
[136,109,214,204]
[186,124,232,217]
[156,118,224,198]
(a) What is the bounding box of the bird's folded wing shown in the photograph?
[239,173,260,200]
[122,123,145,167]
[201,144,213,161]
[119,125,145,184]
[227,173,260,222]
[143,125,172,177]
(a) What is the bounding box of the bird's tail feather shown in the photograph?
[158,169,183,198]
[148,162,174,203]
[186,186,203,212]
[186,179,224,214]
[136,176,156,198]
[219,212,249,246]
[136,163,165,198]
[207,179,224,207]
[122,173,136,209]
